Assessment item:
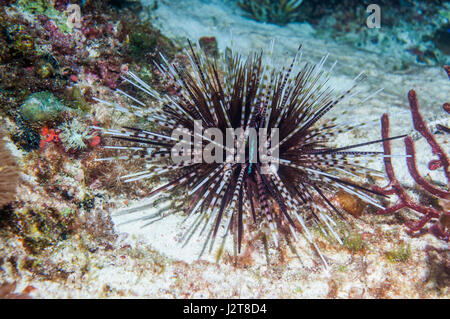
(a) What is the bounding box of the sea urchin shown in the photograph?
[95,41,405,266]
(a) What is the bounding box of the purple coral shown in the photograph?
[373,67,450,241]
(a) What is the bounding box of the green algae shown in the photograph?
[16,0,72,34]
[338,265,347,272]
[385,244,411,263]
[294,287,303,294]
[20,91,69,123]
[343,232,365,252]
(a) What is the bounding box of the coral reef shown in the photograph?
[0,0,179,117]
[0,0,180,201]
[0,0,181,176]
[373,67,449,241]
[0,134,117,281]
[0,1,144,289]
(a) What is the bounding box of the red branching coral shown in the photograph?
[373,67,449,241]
[444,65,450,79]
[405,90,449,185]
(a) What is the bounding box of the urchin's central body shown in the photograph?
[97,41,401,265]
